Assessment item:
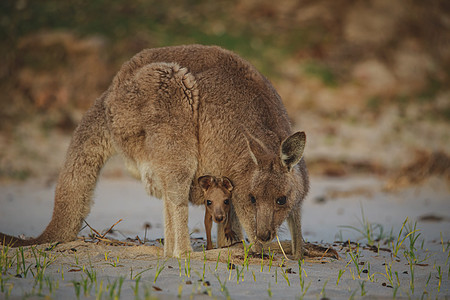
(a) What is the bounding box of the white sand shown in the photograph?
[0,175,449,299]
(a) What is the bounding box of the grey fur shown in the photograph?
[0,45,309,258]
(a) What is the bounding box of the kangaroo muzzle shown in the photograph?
[213,207,226,224]
[257,231,272,243]
[256,209,274,243]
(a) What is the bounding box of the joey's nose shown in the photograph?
[257,232,272,242]
[215,216,224,223]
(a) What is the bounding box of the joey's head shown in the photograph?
[243,131,308,247]
[198,175,233,224]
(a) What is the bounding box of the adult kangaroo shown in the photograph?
[1,45,314,258]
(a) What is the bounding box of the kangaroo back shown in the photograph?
[1,94,114,246]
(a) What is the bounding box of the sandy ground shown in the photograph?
[0,174,449,299]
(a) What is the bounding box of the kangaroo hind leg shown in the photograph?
[140,157,197,257]
[125,62,199,257]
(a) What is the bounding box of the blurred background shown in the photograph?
[0,0,449,186]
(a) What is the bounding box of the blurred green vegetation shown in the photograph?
[2,0,449,84]
[0,0,449,180]
[0,0,449,125]
[303,61,337,87]
[0,0,322,76]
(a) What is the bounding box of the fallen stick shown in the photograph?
[101,219,123,238]
[84,220,102,237]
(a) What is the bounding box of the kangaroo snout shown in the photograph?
[214,214,226,223]
[257,231,272,243]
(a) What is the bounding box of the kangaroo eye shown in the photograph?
[224,199,230,205]
[250,195,256,204]
[276,196,287,206]
[206,200,212,206]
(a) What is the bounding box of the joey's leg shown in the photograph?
[205,212,213,250]
[217,204,242,248]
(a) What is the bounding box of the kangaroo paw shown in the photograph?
[225,229,237,243]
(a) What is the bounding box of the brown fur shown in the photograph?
[198,175,235,250]
[0,45,311,258]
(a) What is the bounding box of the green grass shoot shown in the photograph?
[392,217,419,257]
[153,258,166,283]
[280,266,290,286]
[336,269,345,286]
[215,251,221,272]
[184,251,191,278]
[132,276,141,298]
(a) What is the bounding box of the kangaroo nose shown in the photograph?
[215,216,224,223]
[258,232,272,242]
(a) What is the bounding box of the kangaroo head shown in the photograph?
[244,131,306,246]
[198,175,233,224]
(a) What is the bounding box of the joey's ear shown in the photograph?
[198,175,215,192]
[221,177,234,192]
[280,131,306,171]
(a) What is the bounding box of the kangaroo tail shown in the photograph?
[0,95,114,247]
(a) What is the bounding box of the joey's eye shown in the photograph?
[206,200,212,206]
[276,196,287,206]
[250,195,256,204]
[224,199,230,205]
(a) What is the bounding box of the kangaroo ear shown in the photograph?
[280,131,306,171]
[243,130,269,166]
[198,175,215,192]
[221,177,234,192]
